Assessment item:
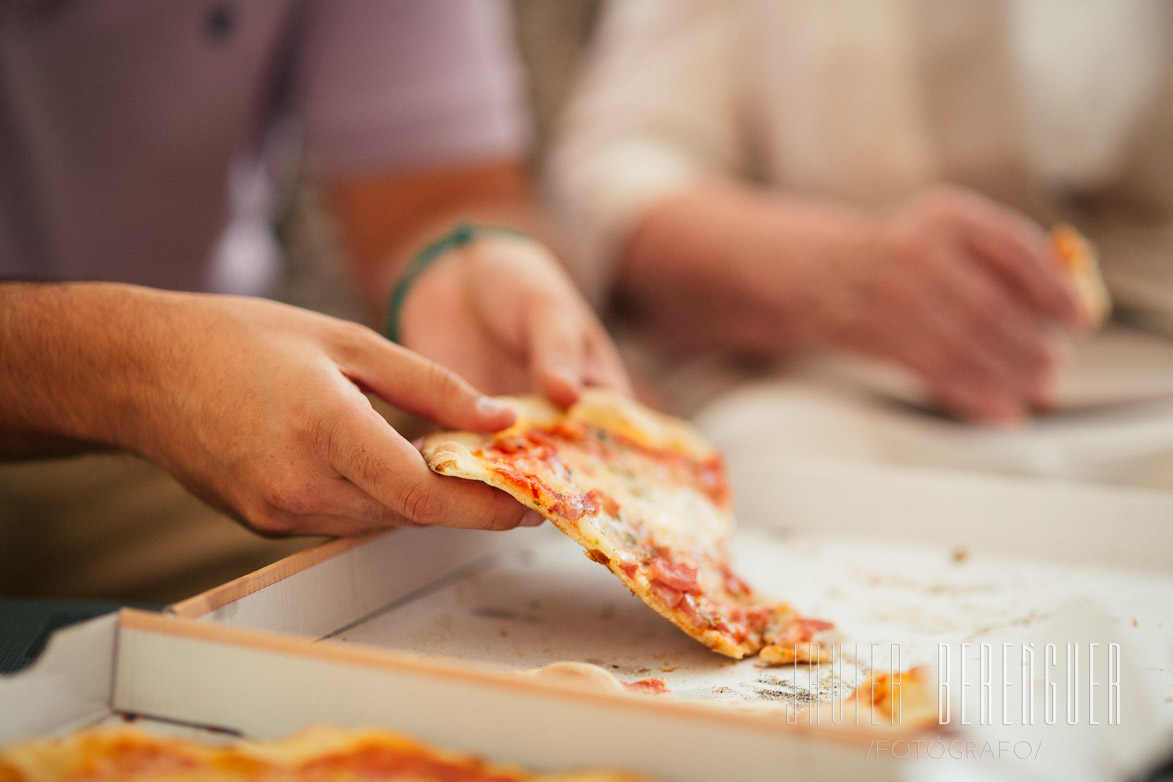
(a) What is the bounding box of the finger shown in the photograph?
[244,466,413,537]
[519,510,546,527]
[889,314,1028,423]
[582,324,634,396]
[258,510,391,538]
[928,373,1029,426]
[335,325,516,433]
[933,251,1065,408]
[949,193,1086,329]
[527,299,587,408]
[875,270,1034,423]
[328,403,530,531]
[288,478,423,535]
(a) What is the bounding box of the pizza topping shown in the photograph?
[584,488,621,517]
[647,555,700,594]
[622,677,670,695]
[488,463,597,522]
[677,594,706,627]
[719,564,753,598]
[649,580,686,609]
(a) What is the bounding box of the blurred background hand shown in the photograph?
[397,232,631,407]
[833,186,1088,424]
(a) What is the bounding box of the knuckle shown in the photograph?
[423,359,462,398]
[333,319,377,347]
[260,473,317,517]
[484,506,522,531]
[399,479,440,525]
[330,320,381,361]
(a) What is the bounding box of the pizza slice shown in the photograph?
[0,727,652,782]
[420,389,832,662]
[1053,224,1111,328]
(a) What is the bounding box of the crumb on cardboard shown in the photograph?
[951,546,970,564]
[1133,618,1139,628]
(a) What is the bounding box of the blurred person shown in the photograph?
[0,0,627,600]
[547,0,1173,489]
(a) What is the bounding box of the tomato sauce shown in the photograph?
[298,745,520,781]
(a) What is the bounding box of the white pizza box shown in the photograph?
[4,459,1171,781]
[0,607,899,782]
[163,457,1173,779]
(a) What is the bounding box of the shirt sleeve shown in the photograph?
[545,0,747,306]
[288,0,532,176]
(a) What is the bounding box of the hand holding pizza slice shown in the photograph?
[420,389,832,662]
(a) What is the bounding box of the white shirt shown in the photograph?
[549,0,1173,322]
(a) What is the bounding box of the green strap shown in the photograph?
[381,222,528,344]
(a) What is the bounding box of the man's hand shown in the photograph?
[0,283,539,536]
[397,232,631,407]
[834,186,1088,423]
[622,181,1088,425]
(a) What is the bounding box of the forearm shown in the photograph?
[0,282,169,459]
[327,160,555,327]
[619,178,881,356]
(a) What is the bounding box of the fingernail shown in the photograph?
[476,396,514,418]
[519,510,545,527]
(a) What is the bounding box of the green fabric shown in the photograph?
[381,222,530,344]
[0,598,162,675]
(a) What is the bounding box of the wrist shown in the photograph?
[0,282,173,457]
[65,284,181,457]
[382,223,533,344]
[812,213,889,346]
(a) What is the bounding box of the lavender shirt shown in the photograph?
[0,0,530,292]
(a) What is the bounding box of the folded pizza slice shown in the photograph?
[421,389,832,662]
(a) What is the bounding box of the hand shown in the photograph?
[834,186,1088,424]
[397,232,631,407]
[131,292,540,536]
